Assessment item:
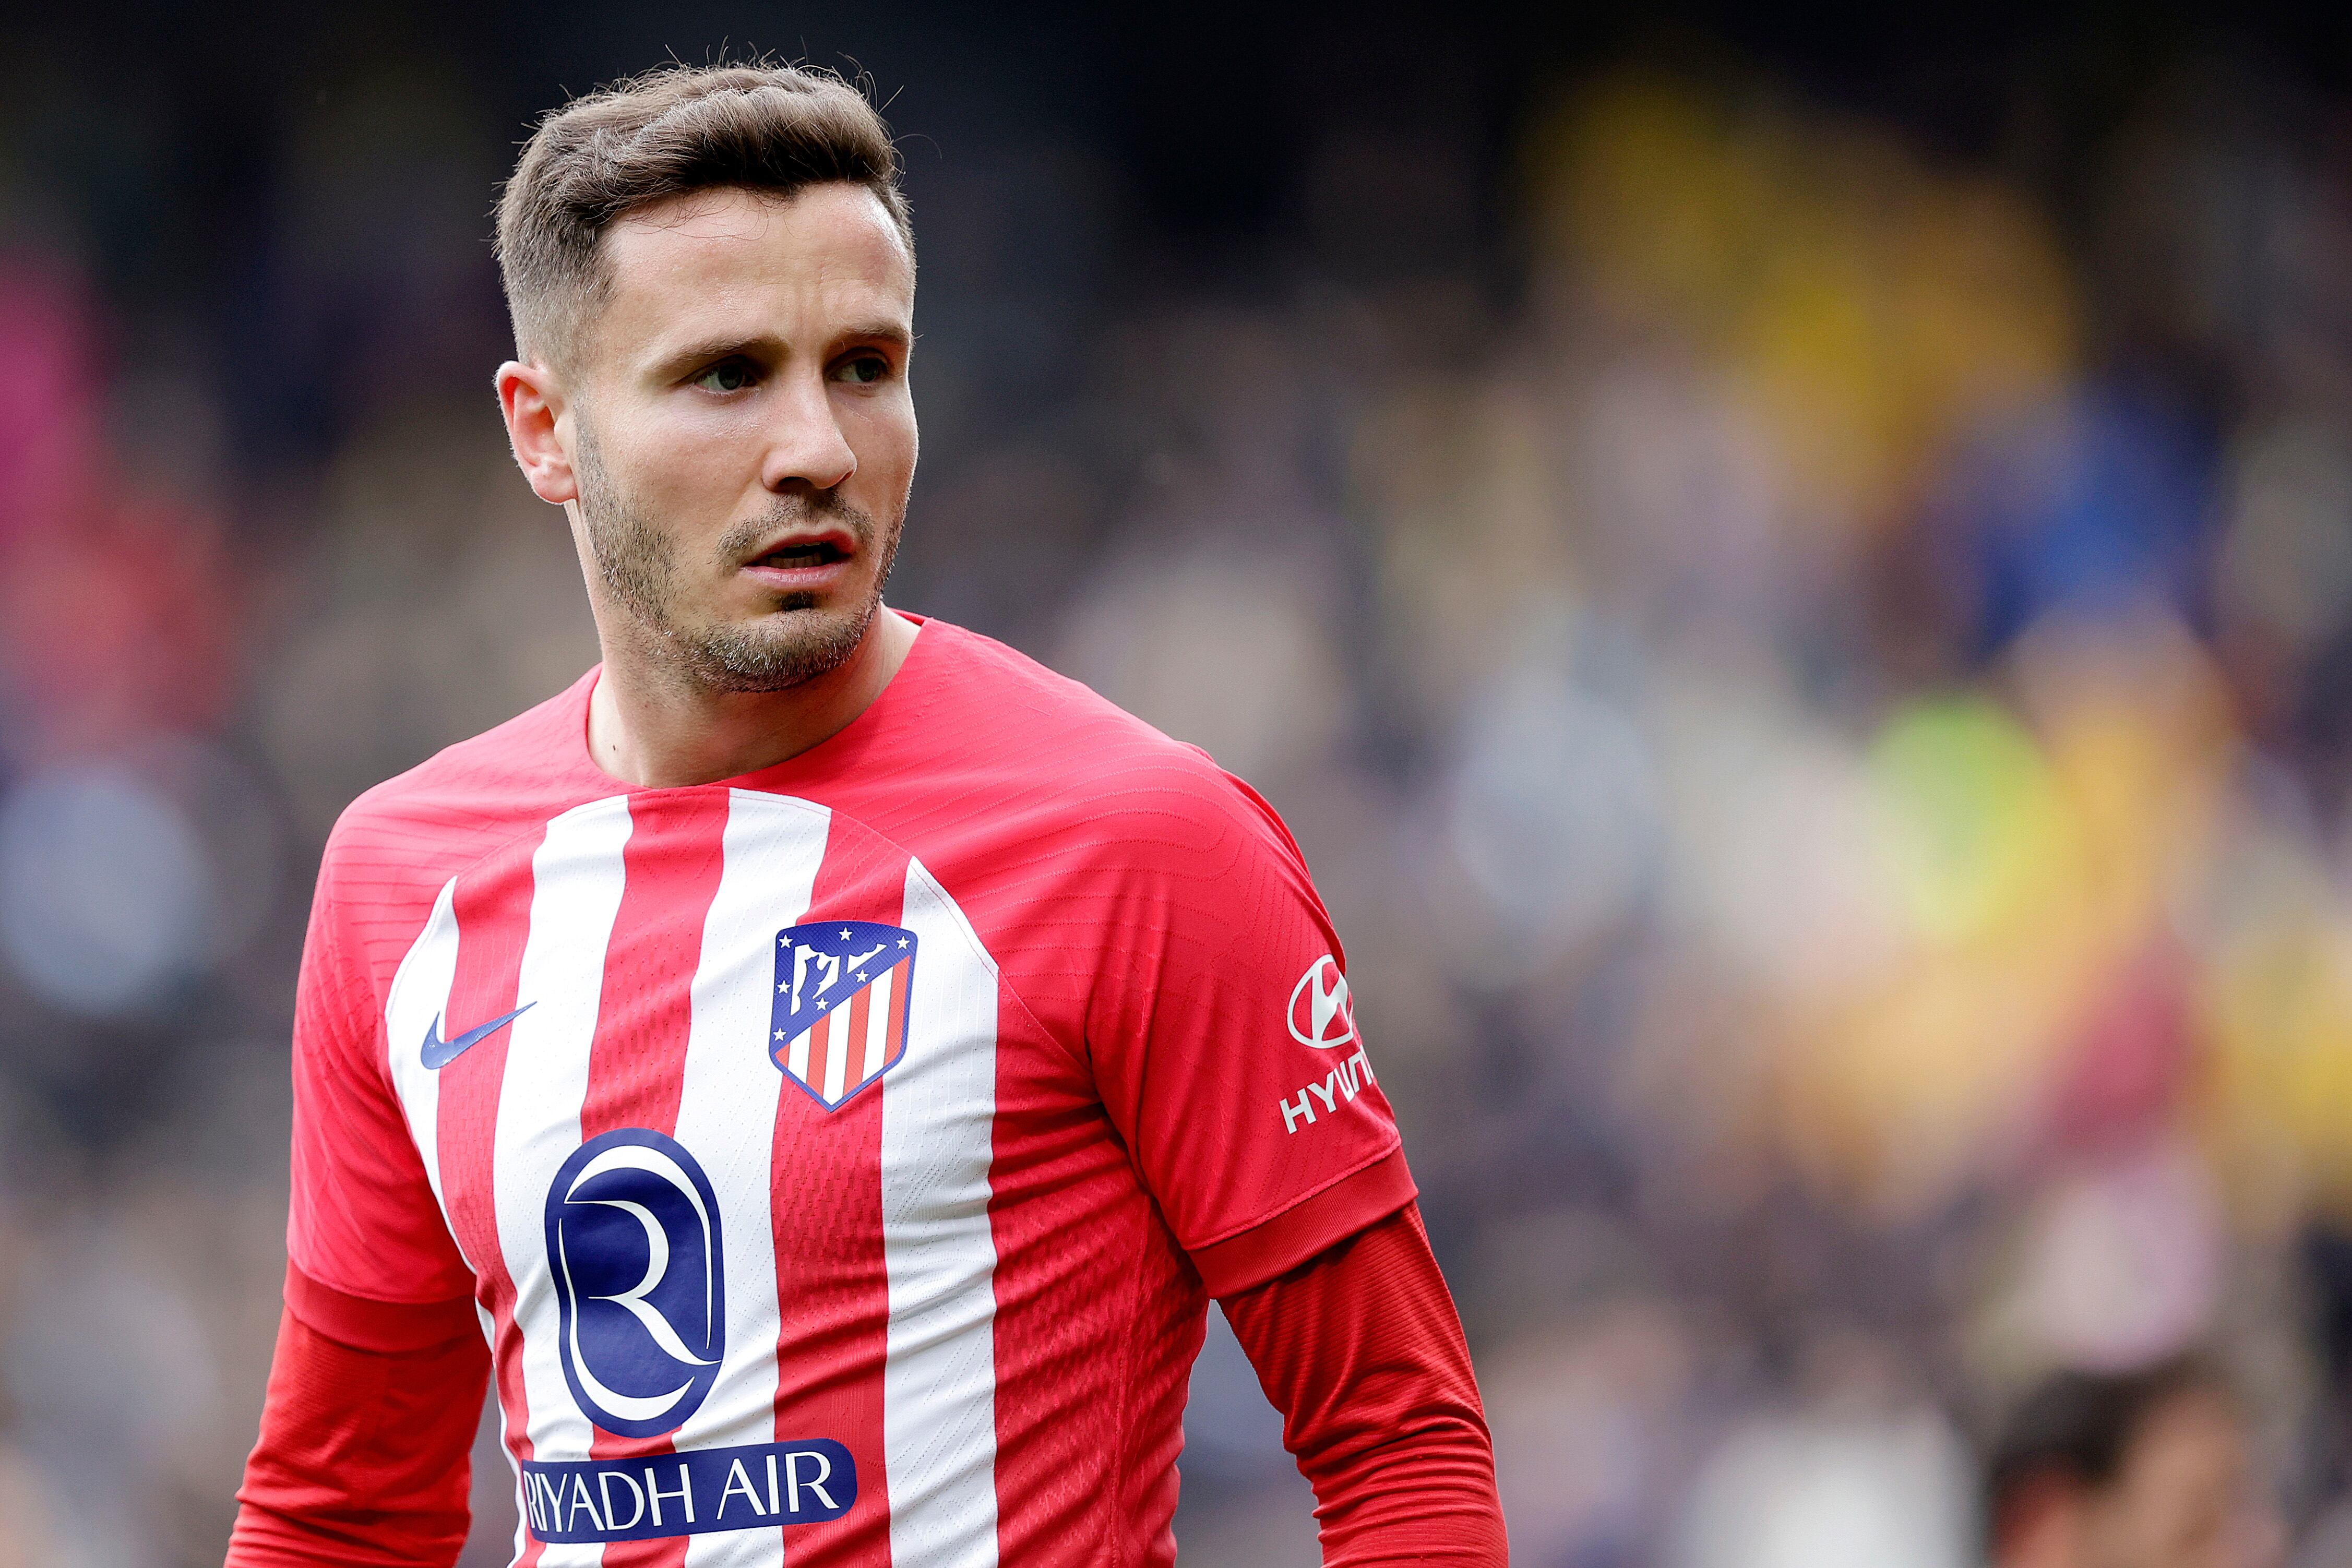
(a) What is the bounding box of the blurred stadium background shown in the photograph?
[2,3,2351,1563]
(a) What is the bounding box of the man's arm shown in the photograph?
[1220,1203,1508,1565]
[233,816,497,1563]
[228,1275,488,1567]
[1041,746,1499,1552]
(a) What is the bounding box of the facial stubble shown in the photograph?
[575,427,901,695]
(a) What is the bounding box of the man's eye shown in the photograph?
[832,355,888,385]
[692,361,757,392]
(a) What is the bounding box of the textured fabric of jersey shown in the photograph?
[1222,1206,1507,1563]
[231,1306,489,1566]
[283,617,1416,1568]
[231,1207,1507,1568]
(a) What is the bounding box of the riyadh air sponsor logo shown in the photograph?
[1287,955,1357,1049]
[545,1129,724,1439]
[522,1440,856,1545]
[770,919,916,1110]
[420,1002,535,1069]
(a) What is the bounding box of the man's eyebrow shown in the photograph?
[649,321,912,376]
[649,332,783,376]
[836,320,913,350]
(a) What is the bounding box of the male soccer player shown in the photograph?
[228,63,1505,1567]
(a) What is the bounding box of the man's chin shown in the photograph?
[673,600,876,693]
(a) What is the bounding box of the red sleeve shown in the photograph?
[1220,1205,1508,1565]
[228,1268,489,1567]
[286,834,474,1304]
[1082,760,1410,1291]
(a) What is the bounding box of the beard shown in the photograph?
[575,428,902,695]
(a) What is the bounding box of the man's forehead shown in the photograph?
[601,184,913,313]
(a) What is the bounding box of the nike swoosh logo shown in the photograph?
[421,1002,535,1070]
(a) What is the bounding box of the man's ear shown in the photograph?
[497,359,578,505]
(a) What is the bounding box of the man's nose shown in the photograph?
[759,372,857,493]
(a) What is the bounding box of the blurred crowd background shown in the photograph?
[1,3,2349,1564]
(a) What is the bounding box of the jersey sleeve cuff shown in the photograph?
[1190,1148,1419,1298]
[283,1261,480,1354]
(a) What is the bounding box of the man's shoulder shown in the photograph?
[893,620,1301,870]
[323,670,603,890]
[912,619,1238,793]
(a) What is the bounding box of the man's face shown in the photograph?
[2081,1390,2282,1568]
[561,182,917,691]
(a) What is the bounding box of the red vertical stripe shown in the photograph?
[771,820,910,1565]
[882,959,909,1074]
[431,829,547,1568]
[578,790,731,1568]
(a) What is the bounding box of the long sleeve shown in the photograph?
[232,822,493,1565]
[226,1275,489,1567]
[1219,1204,1508,1565]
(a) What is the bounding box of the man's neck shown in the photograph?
[587,608,922,788]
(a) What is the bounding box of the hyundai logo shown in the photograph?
[1287,955,1358,1049]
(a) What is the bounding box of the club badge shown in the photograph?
[770,919,916,1110]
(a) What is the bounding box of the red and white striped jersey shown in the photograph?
[284,616,1414,1568]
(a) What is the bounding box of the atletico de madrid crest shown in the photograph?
[771,920,917,1110]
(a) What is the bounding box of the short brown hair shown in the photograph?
[495,62,912,366]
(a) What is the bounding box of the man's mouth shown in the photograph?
[751,538,851,569]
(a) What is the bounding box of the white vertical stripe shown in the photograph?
[788,1027,811,1081]
[881,857,1000,1567]
[823,999,854,1102]
[676,791,830,1568]
[861,966,894,1079]
[383,877,461,1244]
[491,795,632,1568]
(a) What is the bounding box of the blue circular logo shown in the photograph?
[544,1128,726,1439]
